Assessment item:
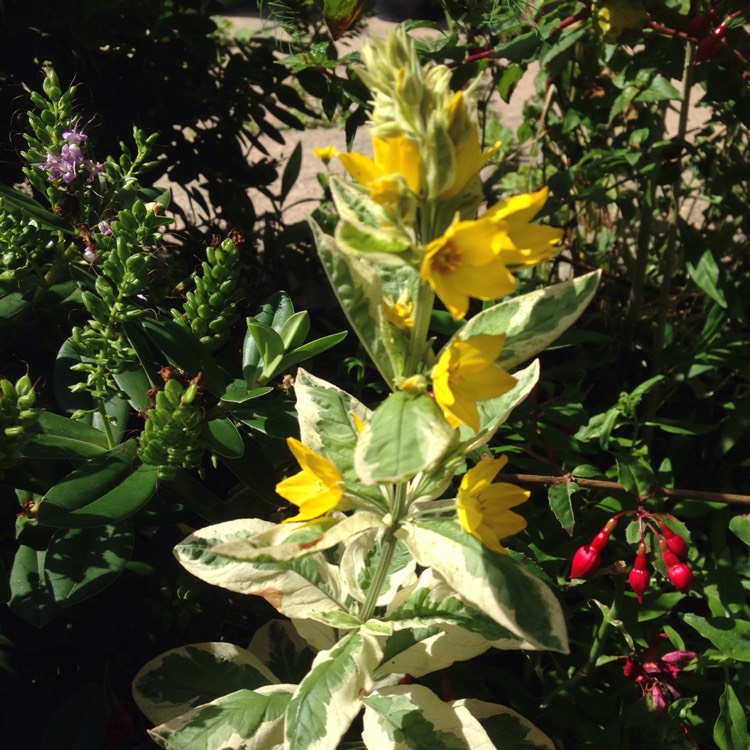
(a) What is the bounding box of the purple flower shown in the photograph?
[82,246,99,264]
[37,124,102,185]
[97,220,112,236]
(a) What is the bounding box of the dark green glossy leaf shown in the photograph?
[37,441,159,528]
[615,453,655,498]
[23,412,109,460]
[684,614,750,661]
[0,183,75,234]
[206,417,244,459]
[44,522,134,606]
[548,481,578,535]
[243,291,295,385]
[277,331,348,373]
[714,683,749,750]
[8,544,59,627]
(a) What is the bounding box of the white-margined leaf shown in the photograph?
[452,699,555,750]
[397,520,568,653]
[457,271,601,370]
[248,619,318,685]
[213,512,382,563]
[175,519,346,619]
[294,369,382,505]
[285,630,383,750]
[132,642,278,726]
[362,684,497,750]
[148,685,294,750]
[355,391,458,484]
[341,528,416,607]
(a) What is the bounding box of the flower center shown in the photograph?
[432,240,461,275]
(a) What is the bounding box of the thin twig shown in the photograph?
[503,473,750,507]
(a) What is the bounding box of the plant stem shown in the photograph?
[97,399,116,450]
[358,483,406,622]
[502,472,750,507]
[405,282,434,377]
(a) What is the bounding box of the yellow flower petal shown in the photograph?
[313,146,340,165]
[432,336,517,431]
[276,437,345,523]
[456,456,529,553]
[339,135,421,196]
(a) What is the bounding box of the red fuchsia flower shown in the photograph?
[628,544,651,604]
[570,517,618,579]
[623,633,697,716]
[660,523,688,559]
[661,546,694,593]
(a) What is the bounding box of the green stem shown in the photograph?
[97,399,116,450]
[358,483,407,622]
[405,282,434,377]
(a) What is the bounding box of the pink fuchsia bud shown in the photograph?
[570,545,601,579]
[661,525,688,559]
[668,562,693,592]
[628,545,650,604]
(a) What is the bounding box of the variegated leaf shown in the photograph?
[149,685,294,750]
[354,391,457,484]
[213,512,382,563]
[132,642,277,726]
[293,369,381,505]
[285,630,383,750]
[453,698,555,750]
[341,529,416,607]
[362,685,497,750]
[248,619,318,685]
[385,569,532,646]
[458,271,601,370]
[458,359,539,452]
[175,520,346,619]
[397,520,568,653]
[292,618,337,653]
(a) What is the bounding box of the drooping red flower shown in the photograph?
[623,633,697,715]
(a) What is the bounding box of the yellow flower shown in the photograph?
[276,437,346,523]
[432,335,517,431]
[338,134,421,196]
[457,455,529,554]
[383,296,414,330]
[420,213,516,320]
[485,187,563,267]
[314,146,340,165]
[442,91,501,199]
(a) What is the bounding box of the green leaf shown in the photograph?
[37,441,159,528]
[729,516,750,547]
[684,614,750,661]
[276,330,348,375]
[355,391,457,484]
[113,366,152,412]
[285,630,383,750]
[44,522,134,606]
[363,684,496,750]
[0,183,75,234]
[23,412,109,459]
[324,0,367,38]
[279,311,311,350]
[714,683,749,750]
[205,417,244,459]
[8,543,59,627]
[329,176,389,229]
[281,141,303,203]
[685,247,727,308]
[634,74,681,103]
[336,220,412,256]
[455,698,554,750]
[548,480,578,535]
[141,318,228,396]
[398,520,568,652]
[615,453,655,498]
[247,320,285,382]
[175,519,347,619]
[248,619,318,684]
[149,687,293,750]
[457,271,601,370]
[243,291,295,385]
[220,383,274,404]
[133,642,279,726]
[497,64,523,103]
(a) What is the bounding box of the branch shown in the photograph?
[503,473,750,507]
